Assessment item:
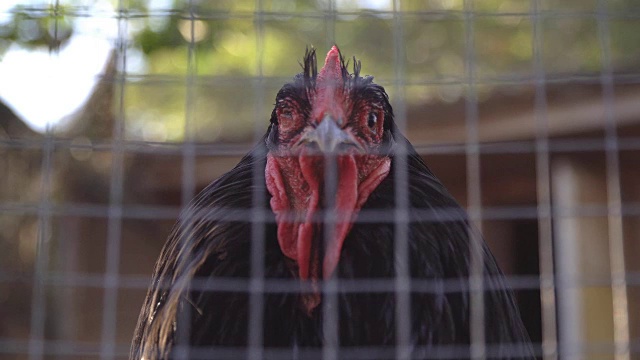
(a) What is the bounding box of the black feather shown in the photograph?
[302,46,317,98]
[131,51,535,360]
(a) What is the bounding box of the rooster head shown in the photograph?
[265,46,393,313]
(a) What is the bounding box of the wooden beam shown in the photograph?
[406,86,640,144]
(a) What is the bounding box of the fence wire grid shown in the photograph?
[0,0,639,359]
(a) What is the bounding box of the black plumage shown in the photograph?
[131,47,534,360]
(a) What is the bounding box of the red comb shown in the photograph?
[310,46,346,124]
[316,45,342,87]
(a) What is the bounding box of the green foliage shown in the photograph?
[135,17,185,55]
[0,4,73,54]
[1,0,639,140]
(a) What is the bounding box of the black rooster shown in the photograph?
[131,46,534,359]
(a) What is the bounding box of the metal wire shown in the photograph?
[531,1,558,358]
[247,1,267,359]
[461,2,488,359]
[596,1,631,359]
[8,6,640,20]
[99,1,128,359]
[321,4,339,360]
[171,1,199,358]
[26,0,59,358]
[1,1,638,360]
[390,1,412,360]
[5,337,640,359]
[27,96,55,360]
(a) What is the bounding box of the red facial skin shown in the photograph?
[265,46,391,314]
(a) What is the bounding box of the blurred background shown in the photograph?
[0,0,639,359]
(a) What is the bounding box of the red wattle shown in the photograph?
[265,152,390,313]
[266,158,299,260]
[322,155,358,280]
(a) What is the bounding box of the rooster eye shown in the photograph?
[367,112,377,129]
[276,107,297,132]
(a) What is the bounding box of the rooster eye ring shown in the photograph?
[367,112,377,129]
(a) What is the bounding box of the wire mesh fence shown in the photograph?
[0,0,639,359]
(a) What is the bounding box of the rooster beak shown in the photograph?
[297,115,363,153]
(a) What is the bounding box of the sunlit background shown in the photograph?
[1,0,639,359]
